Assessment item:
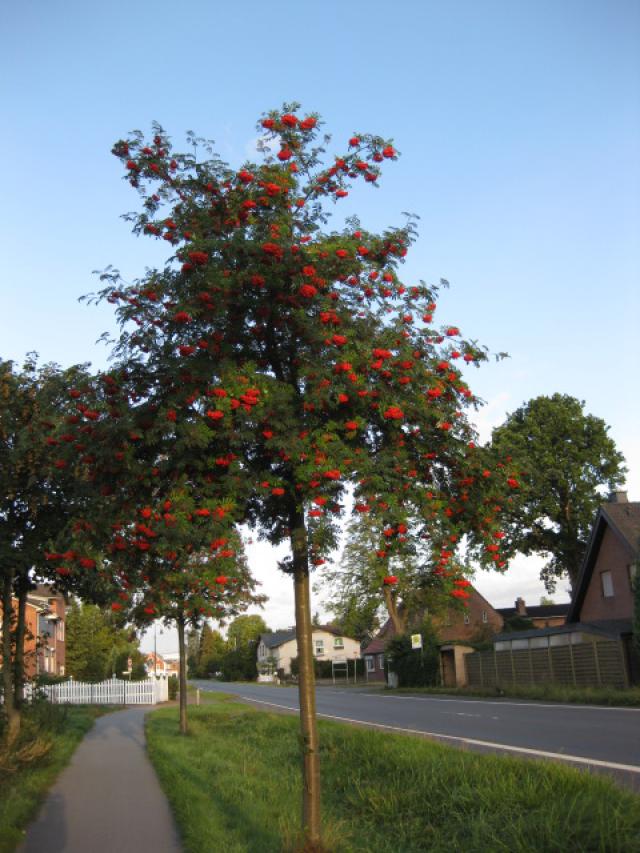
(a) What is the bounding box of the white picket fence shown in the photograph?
[31,676,169,705]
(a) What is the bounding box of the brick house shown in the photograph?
[0,585,67,678]
[567,492,638,629]
[363,585,504,684]
[489,492,639,685]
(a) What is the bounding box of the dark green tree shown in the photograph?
[65,600,142,682]
[197,623,227,676]
[491,394,626,591]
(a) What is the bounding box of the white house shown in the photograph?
[257,625,360,676]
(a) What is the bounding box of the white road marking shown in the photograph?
[237,695,640,775]
[353,693,640,712]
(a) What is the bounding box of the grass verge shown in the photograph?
[0,702,114,853]
[391,683,640,706]
[147,693,640,852]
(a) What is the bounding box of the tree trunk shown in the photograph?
[291,510,322,848]
[383,585,406,635]
[1,569,20,743]
[13,581,28,706]
[177,616,188,735]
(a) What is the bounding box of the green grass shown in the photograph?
[392,683,640,707]
[0,703,114,853]
[146,693,640,853]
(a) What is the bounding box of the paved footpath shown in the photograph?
[18,707,182,853]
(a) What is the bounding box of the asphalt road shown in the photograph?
[193,680,640,789]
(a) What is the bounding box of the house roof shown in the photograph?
[567,501,640,622]
[260,625,353,649]
[363,583,503,656]
[494,618,632,643]
[260,630,296,649]
[497,603,570,619]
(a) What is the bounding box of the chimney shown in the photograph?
[515,597,527,616]
[609,491,628,503]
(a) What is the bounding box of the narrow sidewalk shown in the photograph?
[19,707,182,853]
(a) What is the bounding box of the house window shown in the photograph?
[57,621,65,642]
[365,656,375,672]
[463,613,470,625]
[601,571,614,598]
[333,637,344,649]
[314,639,325,656]
[377,654,385,671]
[482,610,488,623]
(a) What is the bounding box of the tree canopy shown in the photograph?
[490,393,626,591]
[52,103,516,845]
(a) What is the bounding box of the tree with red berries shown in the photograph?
[45,362,263,734]
[0,356,100,741]
[85,103,513,847]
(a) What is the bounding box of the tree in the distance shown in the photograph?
[227,614,269,648]
[91,104,514,847]
[491,394,626,592]
[65,600,144,681]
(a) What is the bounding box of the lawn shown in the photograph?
[392,683,640,707]
[0,702,113,853]
[147,693,640,853]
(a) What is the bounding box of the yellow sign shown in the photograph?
[411,634,422,650]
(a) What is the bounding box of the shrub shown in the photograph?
[386,620,440,687]
[168,675,178,701]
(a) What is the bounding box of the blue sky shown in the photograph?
[2,1,638,647]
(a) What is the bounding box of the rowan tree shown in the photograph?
[490,394,626,591]
[75,103,514,846]
[0,356,97,741]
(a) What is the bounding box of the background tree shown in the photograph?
[196,622,227,677]
[491,394,626,592]
[88,104,513,846]
[319,513,468,639]
[226,614,269,649]
[65,600,144,681]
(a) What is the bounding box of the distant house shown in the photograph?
[257,626,360,676]
[145,652,167,677]
[363,585,504,684]
[497,597,570,630]
[0,585,67,678]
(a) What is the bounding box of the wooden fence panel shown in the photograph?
[464,640,629,690]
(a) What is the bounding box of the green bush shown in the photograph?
[168,675,178,701]
[386,621,440,687]
[289,656,366,680]
[219,645,257,681]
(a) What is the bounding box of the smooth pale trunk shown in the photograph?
[291,511,322,848]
